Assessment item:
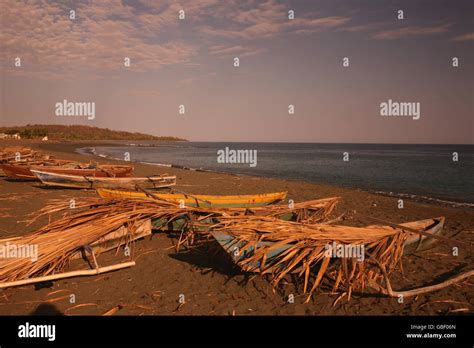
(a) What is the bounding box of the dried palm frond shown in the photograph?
[0,196,339,285]
[2,196,465,299]
[0,208,146,284]
[212,196,340,223]
[210,218,409,302]
[33,196,340,246]
[1,193,335,285]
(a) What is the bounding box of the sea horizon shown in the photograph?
[77,142,474,205]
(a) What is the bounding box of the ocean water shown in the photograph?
[78,143,474,204]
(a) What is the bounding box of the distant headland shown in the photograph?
[0,124,187,142]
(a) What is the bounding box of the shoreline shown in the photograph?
[76,144,474,209]
[1,139,473,316]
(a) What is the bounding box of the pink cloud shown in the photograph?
[450,32,474,41]
[0,0,197,79]
[209,45,247,55]
[209,44,265,59]
[0,0,352,80]
[372,24,452,40]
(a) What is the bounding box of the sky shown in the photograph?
[0,0,472,143]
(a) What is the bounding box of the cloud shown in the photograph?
[450,32,474,41]
[210,45,247,55]
[0,0,197,79]
[128,89,161,97]
[372,24,452,40]
[198,0,350,40]
[209,45,265,57]
[337,22,386,33]
[0,0,352,79]
[287,16,351,30]
[178,72,217,86]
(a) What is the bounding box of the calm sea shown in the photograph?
[78,143,474,204]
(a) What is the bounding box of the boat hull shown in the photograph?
[96,188,287,207]
[211,217,446,270]
[403,216,445,254]
[0,163,133,180]
[32,170,176,190]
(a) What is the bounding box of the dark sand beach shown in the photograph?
[0,140,473,316]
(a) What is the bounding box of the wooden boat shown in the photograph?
[1,163,133,180]
[31,170,176,189]
[96,188,288,207]
[211,217,446,270]
[403,216,445,254]
[149,197,339,236]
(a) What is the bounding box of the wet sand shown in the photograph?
[0,139,473,315]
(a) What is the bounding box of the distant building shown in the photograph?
[0,133,21,139]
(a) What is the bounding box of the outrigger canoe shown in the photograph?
[0,163,133,180]
[96,188,288,207]
[149,197,339,235]
[32,170,176,190]
[211,217,445,270]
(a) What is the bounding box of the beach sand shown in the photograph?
[0,139,472,315]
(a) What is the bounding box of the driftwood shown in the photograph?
[102,306,122,316]
[0,261,135,289]
[367,253,473,297]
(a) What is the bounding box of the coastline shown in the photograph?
[1,139,473,315]
[77,144,474,208]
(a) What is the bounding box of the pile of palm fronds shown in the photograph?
[211,218,409,302]
[215,196,340,224]
[0,196,339,286]
[159,196,340,249]
[30,196,340,223]
[2,196,469,298]
[31,196,340,246]
[0,202,147,284]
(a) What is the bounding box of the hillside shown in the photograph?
[0,125,186,141]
